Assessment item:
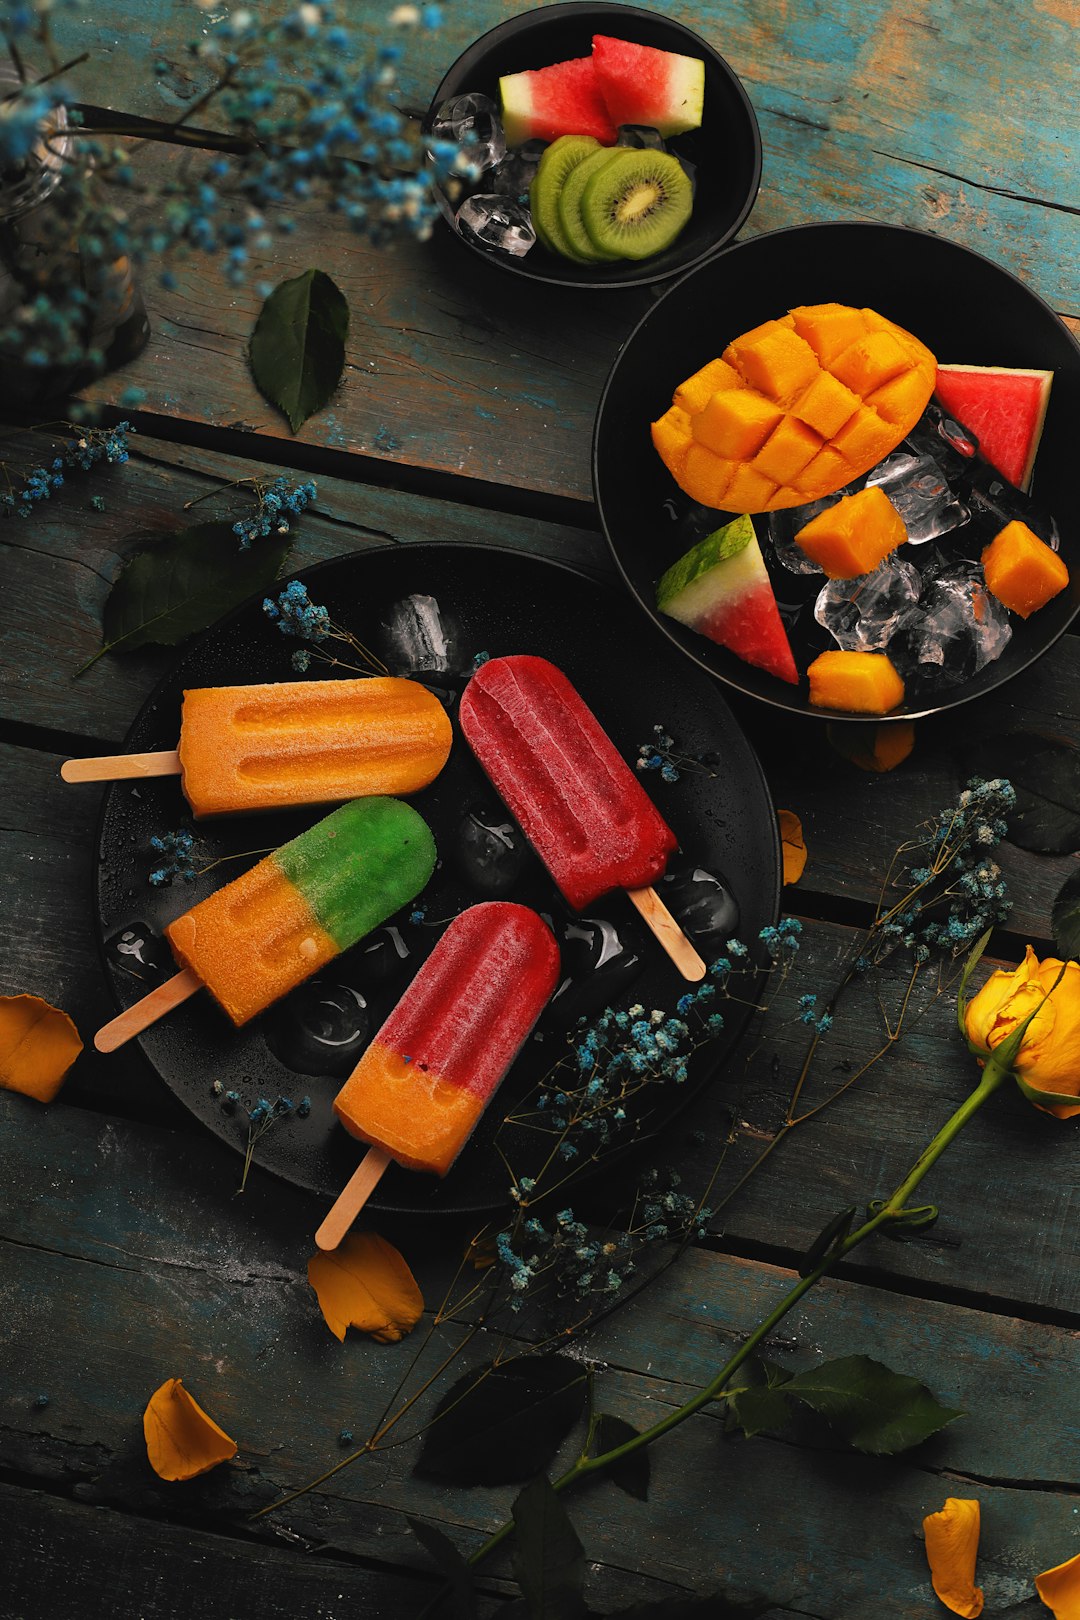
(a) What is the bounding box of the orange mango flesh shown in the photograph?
[807,650,906,714]
[794,485,908,578]
[334,1040,486,1177]
[178,676,453,818]
[652,303,937,513]
[981,520,1069,619]
[166,861,338,1026]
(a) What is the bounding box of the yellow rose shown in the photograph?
[963,946,1080,1120]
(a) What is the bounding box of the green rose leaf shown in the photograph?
[511,1476,587,1620]
[407,1518,477,1620]
[592,1412,650,1501]
[414,1356,588,1486]
[721,1356,793,1439]
[780,1353,962,1454]
[249,268,349,433]
[89,521,290,666]
[962,733,1080,854]
[1051,868,1080,959]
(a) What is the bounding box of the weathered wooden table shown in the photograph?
[3,3,1078,1617]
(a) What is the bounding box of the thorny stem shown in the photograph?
[463,1057,1012,1575]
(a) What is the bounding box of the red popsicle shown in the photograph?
[458,655,704,980]
[316,902,559,1248]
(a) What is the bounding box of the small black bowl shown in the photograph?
[424,1,761,289]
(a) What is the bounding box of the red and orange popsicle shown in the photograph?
[316,901,559,1248]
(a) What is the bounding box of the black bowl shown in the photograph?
[424,1,761,289]
[594,221,1080,720]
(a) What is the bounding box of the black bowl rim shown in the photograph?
[593,218,1080,722]
[425,0,762,290]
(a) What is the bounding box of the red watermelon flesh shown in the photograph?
[591,35,705,137]
[656,515,799,684]
[934,364,1053,492]
[499,55,617,147]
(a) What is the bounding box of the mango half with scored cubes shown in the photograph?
[652,303,937,513]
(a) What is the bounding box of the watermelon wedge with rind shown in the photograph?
[499,55,617,147]
[934,363,1053,492]
[656,515,799,684]
[592,34,705,137]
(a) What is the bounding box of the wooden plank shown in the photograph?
[0,1485,511,1620]
[1,1094,1076,1615]
[0,426,608,743]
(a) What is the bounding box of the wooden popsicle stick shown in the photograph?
[61,749,182,783]
[626,886,707,982]
[315,1147,393,1250]
[94,967,201,1052]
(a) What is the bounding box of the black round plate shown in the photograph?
[95,544,780,1215]
[594,221,1080,719]
[424,1,761,289]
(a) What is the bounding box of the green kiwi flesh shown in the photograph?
[582,149,693,261]
[529,135,600,263]
[555,147,626,262]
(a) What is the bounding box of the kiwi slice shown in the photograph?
[556,147,627,263]
[582,148,693,261]
[530,135,602,263]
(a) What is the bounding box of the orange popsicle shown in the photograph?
[62,676,453,818]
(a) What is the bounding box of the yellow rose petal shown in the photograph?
[923,1497,984,1617]
[143,1377,237,1482]
[1036,1550,1080,1618]
[778,809,807,885]
[0,993,83,1103]
[308,1230,423,1343]
[826,720,915,773]
[964,948,1080,1119]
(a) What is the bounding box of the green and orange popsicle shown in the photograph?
[94,797,436,1051]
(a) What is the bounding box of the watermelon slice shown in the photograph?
[934,363,1053,492]
[499,55,617,147]
[656,515,799,684]
[591,35,705,137]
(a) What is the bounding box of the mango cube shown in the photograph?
[981,520,1069,618]
[674,357,742,415]
[753,416,821,483]
[831,330,912,394]
[792,370,861,438]
[723,321,820,404]
[807,650,906,714]
[789,303,870,366]
[651,405,692,480]
[794,485,907,578]
[692,389,782,458]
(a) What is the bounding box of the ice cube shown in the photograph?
[430,92,506,173]
[865,446,969,543]
[889,562,1012,694]
[616,124,667,148]
[486,138,546,199]
[380,593,463,674]
[456,193,536,256]
[814,556,923,651]
[764,488,859,576]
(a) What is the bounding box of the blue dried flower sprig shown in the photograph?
[636,724,719,784]
[263,578,388,676]
[0,423,132,520]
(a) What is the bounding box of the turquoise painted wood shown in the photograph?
[30,0,1077,500]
